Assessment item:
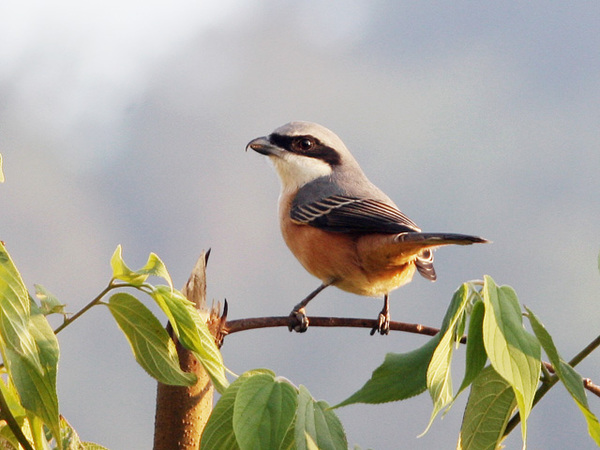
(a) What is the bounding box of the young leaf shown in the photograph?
[110,245,148,286]
[296,385,347,450]
[110,246,173,289]
[201,369,274,450]
[150,285,228,393]
[34,284,66,316]
[107,293,197,386]
[233,373,298,450]
[527,308,600,446]
[423,284,472,434]
[482,276,541,447]
[0,243,60,441]
[138,252,174,290]
[458,365,516,450]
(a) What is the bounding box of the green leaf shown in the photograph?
[0,243,60,441]
[336,280,473,409]
[150,285,229,393]
[458,365,516,450]
[233,373,298,450]
[138,252,174,290]
[335,336,440,407]
[0,372,27,419]
[527,308,600,446]
[34,284,66,316]
[107,293,197,386]
[27,414,48,450]
[295,385,347,450]
[482,275,541,447]
[201,369,275,450]
[110,245,173,289]
[59,415,83,449]
[110,245,146,286]
[0,248,38,365]
[456,299,487,397]
[0,374,29,449]
[456,309,467,348]
[0,425,23,449]
[280,416,297,450]
[422,284,472,434]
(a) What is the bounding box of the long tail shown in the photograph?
[395,232,489,246]
[357,232,488,281]
[396,232,489,281]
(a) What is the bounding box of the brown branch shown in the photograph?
[224,315,450,339]
[584,378,600,397]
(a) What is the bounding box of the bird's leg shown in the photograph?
[371,294,391,336]
[289,282,331,333]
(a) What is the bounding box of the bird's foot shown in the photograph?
[288,307,309,333]
[370,309,391,336]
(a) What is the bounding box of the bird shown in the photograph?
[246,121,488,335]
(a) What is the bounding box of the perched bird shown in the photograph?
[247,121,487,335]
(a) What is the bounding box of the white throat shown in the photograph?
[270,153,332,192]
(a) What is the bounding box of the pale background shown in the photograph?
[1,2,599,449]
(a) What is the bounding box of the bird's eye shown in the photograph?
[297,138,314,151]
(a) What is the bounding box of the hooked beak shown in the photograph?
[246,136,279,156]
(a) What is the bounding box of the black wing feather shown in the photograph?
[291,195,421,234]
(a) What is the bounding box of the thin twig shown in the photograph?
[0,385,35,450]
[503,334,600,437]
[53,284,114,334]
[52,281,136,335]
[568,334,600,368]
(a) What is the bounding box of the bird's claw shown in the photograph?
[288,308,309,332]
[370,310,390,335]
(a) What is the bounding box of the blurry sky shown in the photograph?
[1,1,600,449]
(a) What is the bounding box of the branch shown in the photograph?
[584,378,600,397]
[224,315,455,340]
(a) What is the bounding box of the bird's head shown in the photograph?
[246,121,358,192]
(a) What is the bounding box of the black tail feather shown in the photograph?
[396,232,489,246]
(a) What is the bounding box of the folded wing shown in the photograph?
[290,195,421,234]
